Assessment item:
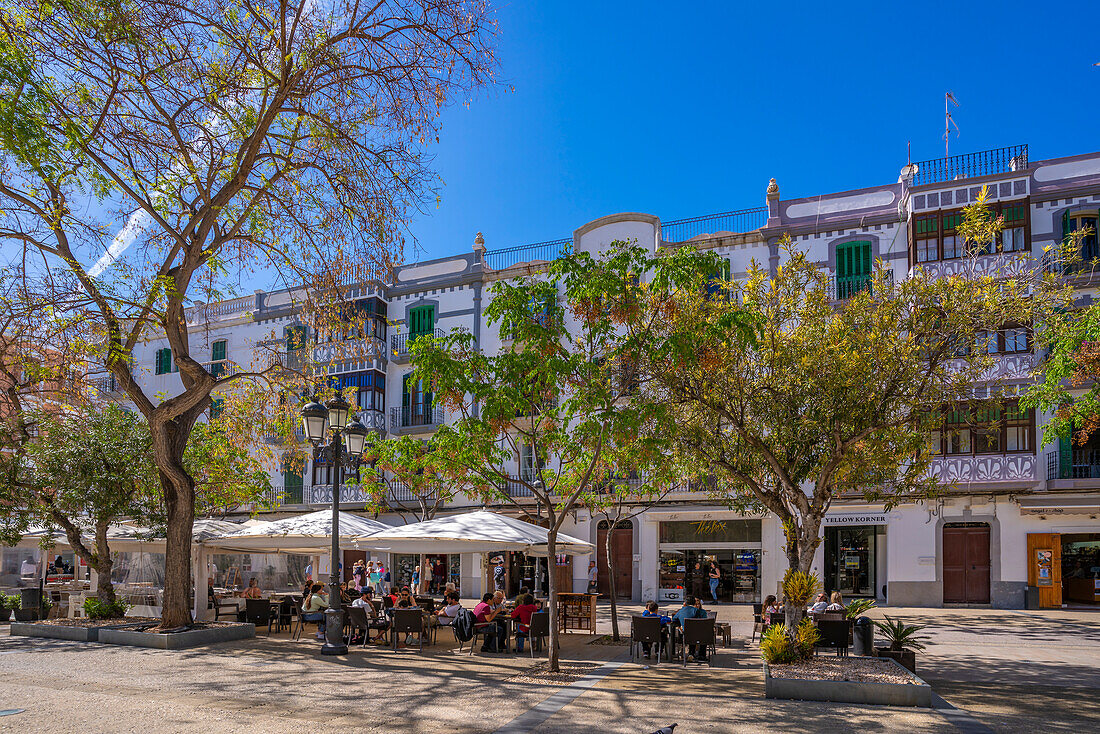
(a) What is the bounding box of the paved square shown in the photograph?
[1,605,1097,733]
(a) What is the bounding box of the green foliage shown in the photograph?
[760,619,819,663]
[844,597,877,619]
[873,616,929,652]
[782,570,821,608]
[760,622,798,664]
[83,597,128,620]
[1023,303,1100,446]
[2,594,20,610]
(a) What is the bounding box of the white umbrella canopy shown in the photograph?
[351,510,594,556]
[206,510,390,553]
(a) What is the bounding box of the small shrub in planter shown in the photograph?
[873,616,929,673]
[761,619,820,664]
[83,598,129,620]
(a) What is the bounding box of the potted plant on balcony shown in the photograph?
[873,616,928,673]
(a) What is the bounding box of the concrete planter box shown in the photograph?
[763,658,932,708]
[9,621,126,642]
[98,623,254,650]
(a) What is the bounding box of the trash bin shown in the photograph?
[1025,586,1040,609]
[20,588,43,620]
[852,616,874,656]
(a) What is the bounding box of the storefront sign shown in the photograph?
[843,553,861,569]
[824,513,887,526]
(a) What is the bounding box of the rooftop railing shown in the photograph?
[910,145,1028,187]
[661,207,768,243]
[483,238,572,271]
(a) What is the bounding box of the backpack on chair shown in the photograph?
[453,608,476,642]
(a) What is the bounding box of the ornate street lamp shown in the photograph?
[301,394,366,656]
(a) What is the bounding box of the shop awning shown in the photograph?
[1019,496,1100,515]
[205,510,391,553]
[350,510,593,556]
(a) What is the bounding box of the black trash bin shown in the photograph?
[1025,586,1040,609]
[852,616,874,656]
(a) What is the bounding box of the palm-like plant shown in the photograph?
[844,598,877,620]
[781,570,821,609]
[873,616,929,652]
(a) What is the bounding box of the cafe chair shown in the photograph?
[630,615,664,663]
[244,598,276,633]
[212,597,237,622]
[815,619,852,657]
[527,611,550,658]
[751,603,765,643]
[345,606,372,648]
[681,618,716,668]
[391,609,425,652]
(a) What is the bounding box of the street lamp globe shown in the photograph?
[300,401,328,444]
[342,418,369,458]
[326,393,350,432]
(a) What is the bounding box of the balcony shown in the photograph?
[254,484,305,508]
[387,480,441,505]
[1047,449,1100,489]
[390,404,444,432]
[89,374,118,395]
[910,145,1028,187]
[390,329,445,361]
[661,207,768,244]
[829,269,891,301]
[928,453,1039,485]
[306,484,373,505]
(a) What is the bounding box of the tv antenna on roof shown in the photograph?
[944,92,959,162]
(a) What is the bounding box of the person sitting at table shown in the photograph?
[473,592,508,653]
[640,600,672,660]
[671,595,709,663]
[444,582,457,595]
[762,595,782,615]
[510,593,540,653]
[302,583,329,640]
[241,578,264,599]
[512,586,529,605]
[437,590,463,626]
[807,592,828,615]
[825,591,844,612]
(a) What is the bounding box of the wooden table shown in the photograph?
[555,593,597,633]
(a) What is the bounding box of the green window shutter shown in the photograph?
[836,241,872,299]
[212,340,227,362]
[1062,209,1070,242]
[402,374,412,408]
[210,398,224,419]
[1059,433,1072,479]
[409,306,435,338]
[154,349,163,375]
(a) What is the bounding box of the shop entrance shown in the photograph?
[658,549,761,604]
[824,526,876,598]
[1060,533,1100,605]
[943,522,990,604]
[596,520,633,599]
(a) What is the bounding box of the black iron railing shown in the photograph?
[911,145,1028,187]
[391,329,445,358]
[390,404,444,430]
[662,207,768,243]
[484,238,572,270]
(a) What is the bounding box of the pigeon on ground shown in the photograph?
[648,725,677,734]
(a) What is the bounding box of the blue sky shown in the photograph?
[403,0,1098,264]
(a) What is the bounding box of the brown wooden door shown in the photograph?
[943,524,990,604]
[554,556,573,594]
[1026,533,1062,608]
[343,550,366,583]
[596,524,634,598]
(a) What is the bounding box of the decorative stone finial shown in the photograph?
[766,177,779,195]
[473,231,485,251]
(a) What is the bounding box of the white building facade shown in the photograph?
[117,144,1100,609]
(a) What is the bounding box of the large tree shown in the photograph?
[636,193,1067,628]
[0,0,496,625]
[406,246,681,672]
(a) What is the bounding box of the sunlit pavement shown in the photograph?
[0,603,1096,733]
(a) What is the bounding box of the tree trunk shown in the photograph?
[782,519,822,632]
[606,523,620,641]
[546,528,559,672]
[93,521,116,605]
[153,418,198,628]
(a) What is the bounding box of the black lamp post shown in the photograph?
[301,395,368,656]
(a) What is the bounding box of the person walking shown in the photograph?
[587,560,599,595]
[708,562,721,603]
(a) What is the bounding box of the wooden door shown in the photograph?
[1026,533,1062,608]
[943,524,990,604]
[553,556,573,594]
[343,550,366,583]
[596,524,633,598]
